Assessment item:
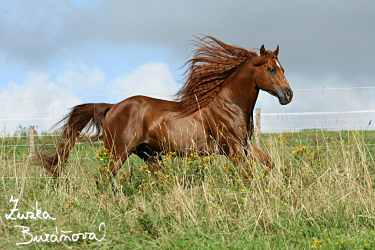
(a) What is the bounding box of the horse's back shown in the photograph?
[107,95,173,118]
[103,95,176,137]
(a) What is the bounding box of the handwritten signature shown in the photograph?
[5,196,106,245]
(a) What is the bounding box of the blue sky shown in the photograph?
[1,0,375,133]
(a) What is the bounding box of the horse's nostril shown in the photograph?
[285,92,290,101]
[284,89,292,102]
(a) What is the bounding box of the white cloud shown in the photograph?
[111,61,178,100]
[0,61,178,135]
[57,61,106,95]
[0,71,82,135]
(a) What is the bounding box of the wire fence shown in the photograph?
[1,86,375,137]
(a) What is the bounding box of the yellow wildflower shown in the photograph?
[293,145,308,155]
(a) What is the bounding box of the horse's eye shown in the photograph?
[267,68,276,74]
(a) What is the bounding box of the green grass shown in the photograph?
[1,130,375,249]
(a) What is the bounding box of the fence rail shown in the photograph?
[263,110,375,116]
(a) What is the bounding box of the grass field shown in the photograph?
[1,130,375,249]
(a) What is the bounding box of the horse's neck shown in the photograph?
[217,61,259,119]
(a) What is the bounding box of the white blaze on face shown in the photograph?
[275,60,281,69]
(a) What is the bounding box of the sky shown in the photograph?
[1,0,375,134]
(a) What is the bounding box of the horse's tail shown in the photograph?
[39,103,113,176]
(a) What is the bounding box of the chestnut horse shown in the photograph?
[40,36,293,179]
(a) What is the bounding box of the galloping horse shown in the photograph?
[40,36,293,179]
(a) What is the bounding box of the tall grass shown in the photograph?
[1,130,375,249]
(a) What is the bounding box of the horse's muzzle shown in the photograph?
[276,88,293,105]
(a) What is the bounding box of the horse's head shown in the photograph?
[251,45,293,105]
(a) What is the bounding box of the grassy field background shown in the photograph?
[1,130,375,249]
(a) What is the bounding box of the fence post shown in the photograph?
[29,125,36,159]
[255,108,261,148]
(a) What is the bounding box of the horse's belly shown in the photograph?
[149,125,215,153]
[168,132,215,153]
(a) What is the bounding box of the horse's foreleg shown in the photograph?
[135,143,161,165]
[247,145,275,171]
[219,134,276,175]
[219,136,246,162]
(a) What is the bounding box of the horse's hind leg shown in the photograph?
[108,144,136,180]
[104,132,139,180]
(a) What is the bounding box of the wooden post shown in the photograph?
[255,108,261,148]
[29,126,36,159]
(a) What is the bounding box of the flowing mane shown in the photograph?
[174,36,259,116]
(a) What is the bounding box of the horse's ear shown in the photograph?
[273,45,279,57]
[260,45,266,56]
